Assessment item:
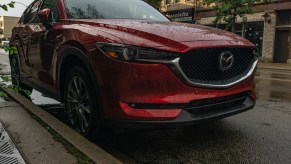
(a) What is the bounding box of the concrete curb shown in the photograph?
[4,89,122,164]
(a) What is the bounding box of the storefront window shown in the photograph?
[165,0,171,5]
[277,10,291,26]
[208,21,264,56]
[244,22,264,56]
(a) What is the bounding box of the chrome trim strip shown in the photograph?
[138,58,258,89]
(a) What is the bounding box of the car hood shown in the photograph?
[64,19,254,52]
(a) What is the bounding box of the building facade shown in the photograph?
[0,16,20,41]
[161,0,291,63]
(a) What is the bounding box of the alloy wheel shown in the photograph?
[10,57,20,86]
[66,75,91,134]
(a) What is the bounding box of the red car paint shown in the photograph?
[11,0,257,126]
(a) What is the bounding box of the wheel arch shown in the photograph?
[57,46,100,104]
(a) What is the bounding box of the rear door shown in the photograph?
[10,1,43,77]
[12,0,44,79]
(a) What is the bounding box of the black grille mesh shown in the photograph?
[186,91,251,115]
[179,48,255,85]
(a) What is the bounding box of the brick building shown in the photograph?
[0,16,20,41]
[161,0,291,63]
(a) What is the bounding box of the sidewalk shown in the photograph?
[257,62,291,71]
[0,121,27,164]
[0,91,123,164]
[0,97,77,164]
[0,49,10,75]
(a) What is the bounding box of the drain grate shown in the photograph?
[0,122,26,164]
[0,141,14,155]
[0,156,21,164]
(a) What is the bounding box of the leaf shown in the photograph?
[0,91,7,97]
[9,49,13,55]
[14,86,19,94]
[0,76,9,83]
[145,0,162,9]
[1,46,18,56]
[1,5,8,11]
[20,89,31,97]
[8,2,15,8]
[3,46,10,52]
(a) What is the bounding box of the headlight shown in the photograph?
[96,42,180,62]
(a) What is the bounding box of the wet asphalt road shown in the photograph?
[31,68,291,164]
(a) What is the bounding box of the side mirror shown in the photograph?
[38,8,52,29]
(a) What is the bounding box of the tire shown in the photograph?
[64,66,100,137]
[9,54,32,97]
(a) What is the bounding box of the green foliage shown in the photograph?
[0,46,31,98]
[204,0,273,32]
[0,1,15,11]
[0,79,8,97]
[144,0,162,9]
[0,76,9,83]
[0,90,7,97]
[0,45,17,55]
[0,83,31,98]
[0,45,31,98]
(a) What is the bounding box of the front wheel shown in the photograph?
[64,66,100,137]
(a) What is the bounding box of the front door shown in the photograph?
[28,0,60,86]
[274,29,290,63]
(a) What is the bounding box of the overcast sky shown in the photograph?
[0,0,34,17]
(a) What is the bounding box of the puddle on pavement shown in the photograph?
[256,90,291,102]
[30,90,60,105]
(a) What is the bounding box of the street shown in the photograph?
[31,65,291,163]
[91,68,291,164]
[1,52,291,163]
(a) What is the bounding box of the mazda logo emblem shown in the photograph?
[219,51,234,70]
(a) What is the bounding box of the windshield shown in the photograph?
[64,0,169,21]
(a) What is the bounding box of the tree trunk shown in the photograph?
[232,9,237,33]
[231,23,236,33]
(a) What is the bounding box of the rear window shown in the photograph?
[64,0,169,21]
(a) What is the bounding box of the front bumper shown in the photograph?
[92,48,256,122]
[102,97,255,129]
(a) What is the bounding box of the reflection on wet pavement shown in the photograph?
[30,89,60,105]
[255,68,291,102]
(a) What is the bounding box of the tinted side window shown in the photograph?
[24,0,43,23]
[41,0,59,22]
[19,8,30,23]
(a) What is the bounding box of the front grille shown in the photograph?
[179,48,255,85]
[185,91,251,115]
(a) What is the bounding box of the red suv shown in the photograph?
[10,0,257,136]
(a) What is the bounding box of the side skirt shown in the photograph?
[21,77,61,102]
